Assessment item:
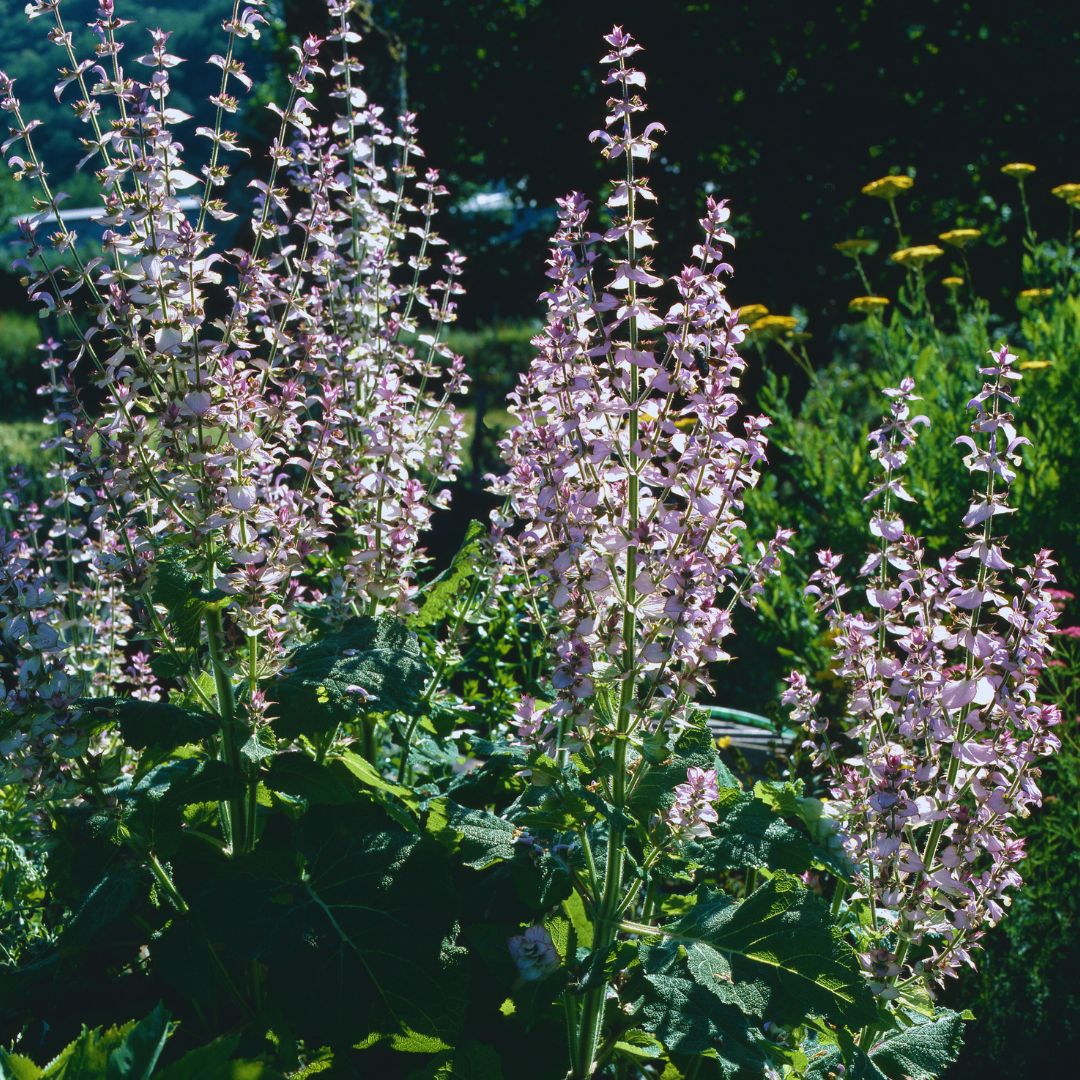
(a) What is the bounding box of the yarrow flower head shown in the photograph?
[848,296,890,314]
[786,347,1062,992]
[938,228,982,249]
[834,238,878,257]
[1000,162,1036,179]
[861,175,914,200]
[491,26,789,749]
[890,244,945,268]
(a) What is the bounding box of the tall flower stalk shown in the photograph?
[785,348,1061,1020]
[493,27,788,1076]
[0,1,466,836]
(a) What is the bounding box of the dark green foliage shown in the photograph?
[411,521,487,630]
[0,1004,170,1080]
[656,873,874,1028]
[82,699,217,753]
[638,945,770,1075]
[434,803,518,870]
[629,723,737,824]
[697,790,814,874]
[150,556,231,653]
[804,1011,966,1080]
[268,616,430,739]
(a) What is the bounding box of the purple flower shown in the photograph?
[0,2,467,774]
[666,766,721,838]
[788,349,1062,990]
[508,924,560,981]
[491,26,788,748]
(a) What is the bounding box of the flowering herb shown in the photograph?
[0,0,468,795]
[786,349,1062,1011]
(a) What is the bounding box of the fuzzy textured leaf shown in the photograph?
[269,616,430,739]
[639,968,770,1076]
[661,872,875,1027]
[80,698,217,752]
[698,790,814,874]
[870,1011,966,1079]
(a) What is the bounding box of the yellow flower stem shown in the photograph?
[888,197,907,247]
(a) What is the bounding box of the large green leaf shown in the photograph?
[268,616,430,739]
[804,1011,966,1080]
[153,1033,285,1080]
[429,801,517,870]
[659,872,875,1028]
[11,1013,153,1080]
[151,555,232,649]
[78,698,218,752]
[696,790,814,874]
[163,803,466,1053]
[870,1011,966,1079]
[0,1051,43,1080]
[638,956,770,1077]
[753,782,855,876]
[104,1003,172,1080]
[405,1041,503,1079]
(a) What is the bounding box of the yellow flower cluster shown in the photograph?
[833,238,877,257]
[1001,162,1036,179]
[942,276,964,289]
[1018,359,1053,371]
[890,245,945,268]
[737,303,770,324]
[939,228,982,248]
[747,314,799,338]
[1051,183,1080,207]
[848,296,890,313]
[1018,288,1053,303]
[861,175,914,199]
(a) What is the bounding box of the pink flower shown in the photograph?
[787,350,1062,991]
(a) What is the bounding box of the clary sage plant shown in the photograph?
[0,6,1062,1079]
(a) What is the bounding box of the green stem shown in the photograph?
[572,52,642,1072]
[830,879,848,918]
[206,608,249,855]
[360,715,377,765]
[148,853,189,914]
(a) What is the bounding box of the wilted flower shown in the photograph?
[890,244,945,268]
[862,175,914,199]
[848,296,890,314]
[939,228,982,248]
[508,925,560,981]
